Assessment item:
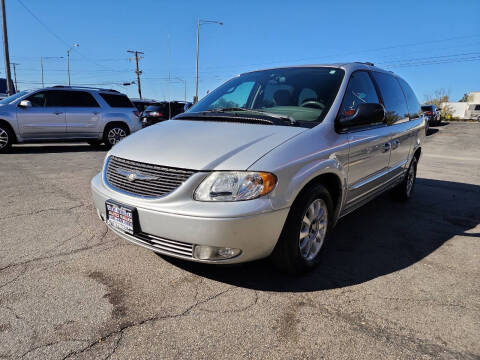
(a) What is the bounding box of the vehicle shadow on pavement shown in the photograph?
[10,144,106,154]
[426,128,439,136]
[163,178,480,292]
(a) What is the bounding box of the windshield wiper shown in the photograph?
[203,107,297,126]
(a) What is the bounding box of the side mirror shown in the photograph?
[19,100,32,108]
[338,103,385,129]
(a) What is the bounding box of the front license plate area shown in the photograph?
[105,200,138,235]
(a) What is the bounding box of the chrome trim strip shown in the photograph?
[350,159,407,190]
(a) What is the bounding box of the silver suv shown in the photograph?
[91,63,425,274]
[0,86,142,152]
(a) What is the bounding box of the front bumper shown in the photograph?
[90,173,289,264]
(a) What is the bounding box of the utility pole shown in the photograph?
[1,0,13,95]
[10,62,18,91]
[127,50,144,99]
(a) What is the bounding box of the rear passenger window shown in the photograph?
[342,71,379,116]
[397,78,421,118]
[66,91,100,107]
[99,93,134,108]
[371,72,409,124]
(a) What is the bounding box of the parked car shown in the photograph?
[465,103,480,121]
[91,63,425,274]
[141,101,190,127]
[421,104,441,128]
[131,98,159,113]
[0,86,142,152]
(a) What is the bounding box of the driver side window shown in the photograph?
[342,72,379,116]
[27,91,47,107]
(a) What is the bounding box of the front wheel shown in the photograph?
[390,156,418,201]
[0,125,13,153]
[271,184,333,274]
[103,124,129,149]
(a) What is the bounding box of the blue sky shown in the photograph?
[4,0,480,102]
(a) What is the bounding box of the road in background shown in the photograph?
[0,122,479,359]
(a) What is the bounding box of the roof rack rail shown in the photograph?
[50,85,119,93]
[355,61,375,66]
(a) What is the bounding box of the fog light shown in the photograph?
[193,245,241,260]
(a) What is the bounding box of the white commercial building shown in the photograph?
[441,91,480,120]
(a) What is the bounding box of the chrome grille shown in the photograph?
[135,233,194,258]
[105,156,196,198]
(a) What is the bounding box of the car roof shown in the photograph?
[42,85,124,94]
[241,62,394,76]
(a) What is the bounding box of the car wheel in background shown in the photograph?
[103,124,129,149]
[271,184,333,274]
[0,125,12,153]
[390,156,418,201]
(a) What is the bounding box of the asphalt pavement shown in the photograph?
[0,122,479,359]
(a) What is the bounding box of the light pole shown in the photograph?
[41,56,63,87]
[67,43,79,85]
[195,19,223,103]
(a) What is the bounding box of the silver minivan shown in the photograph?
[0,86,142,152]
[91,63,425,273]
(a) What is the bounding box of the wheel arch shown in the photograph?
[103,121,130,135]
[291,172,343,227]
[0,119,18,143]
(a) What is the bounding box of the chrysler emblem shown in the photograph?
[115,168,158,182]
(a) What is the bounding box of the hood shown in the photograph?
[110,119,307,170]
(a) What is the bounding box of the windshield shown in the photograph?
[0,90,30,105]
[187,67,345,126]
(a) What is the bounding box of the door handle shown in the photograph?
[381,142,391,152]
[93,112,99,115]
[392,140,400,149]
[54,112,63,115]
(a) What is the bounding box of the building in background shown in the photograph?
[442,91,480,120]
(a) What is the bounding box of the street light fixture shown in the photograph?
[40,56,63,87]
[195,19,223,103]
[66,43,79,86]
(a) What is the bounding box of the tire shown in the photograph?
[0,124,13,153]
[271,184,333,274]
[103,124,129,149]
[390,156,418,201]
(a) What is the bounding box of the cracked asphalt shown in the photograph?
[1,122,479,359]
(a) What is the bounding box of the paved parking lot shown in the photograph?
[1,122,479,359]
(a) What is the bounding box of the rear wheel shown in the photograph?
[0,125,12,153]
[103,124,129,149]
[271,184,333,274]
[390,156,417,201]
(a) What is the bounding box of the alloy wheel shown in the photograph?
[406,161,416,196]
[107,128,127,145]
[0,128,9,149]
[299,199,328,261]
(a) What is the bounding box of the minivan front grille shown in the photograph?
[105,156,196,198]
[134,232,194,258]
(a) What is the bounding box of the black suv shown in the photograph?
[141,101,190,127]
[421,104,441,127]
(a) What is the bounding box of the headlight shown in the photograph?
[194,171,277,201]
